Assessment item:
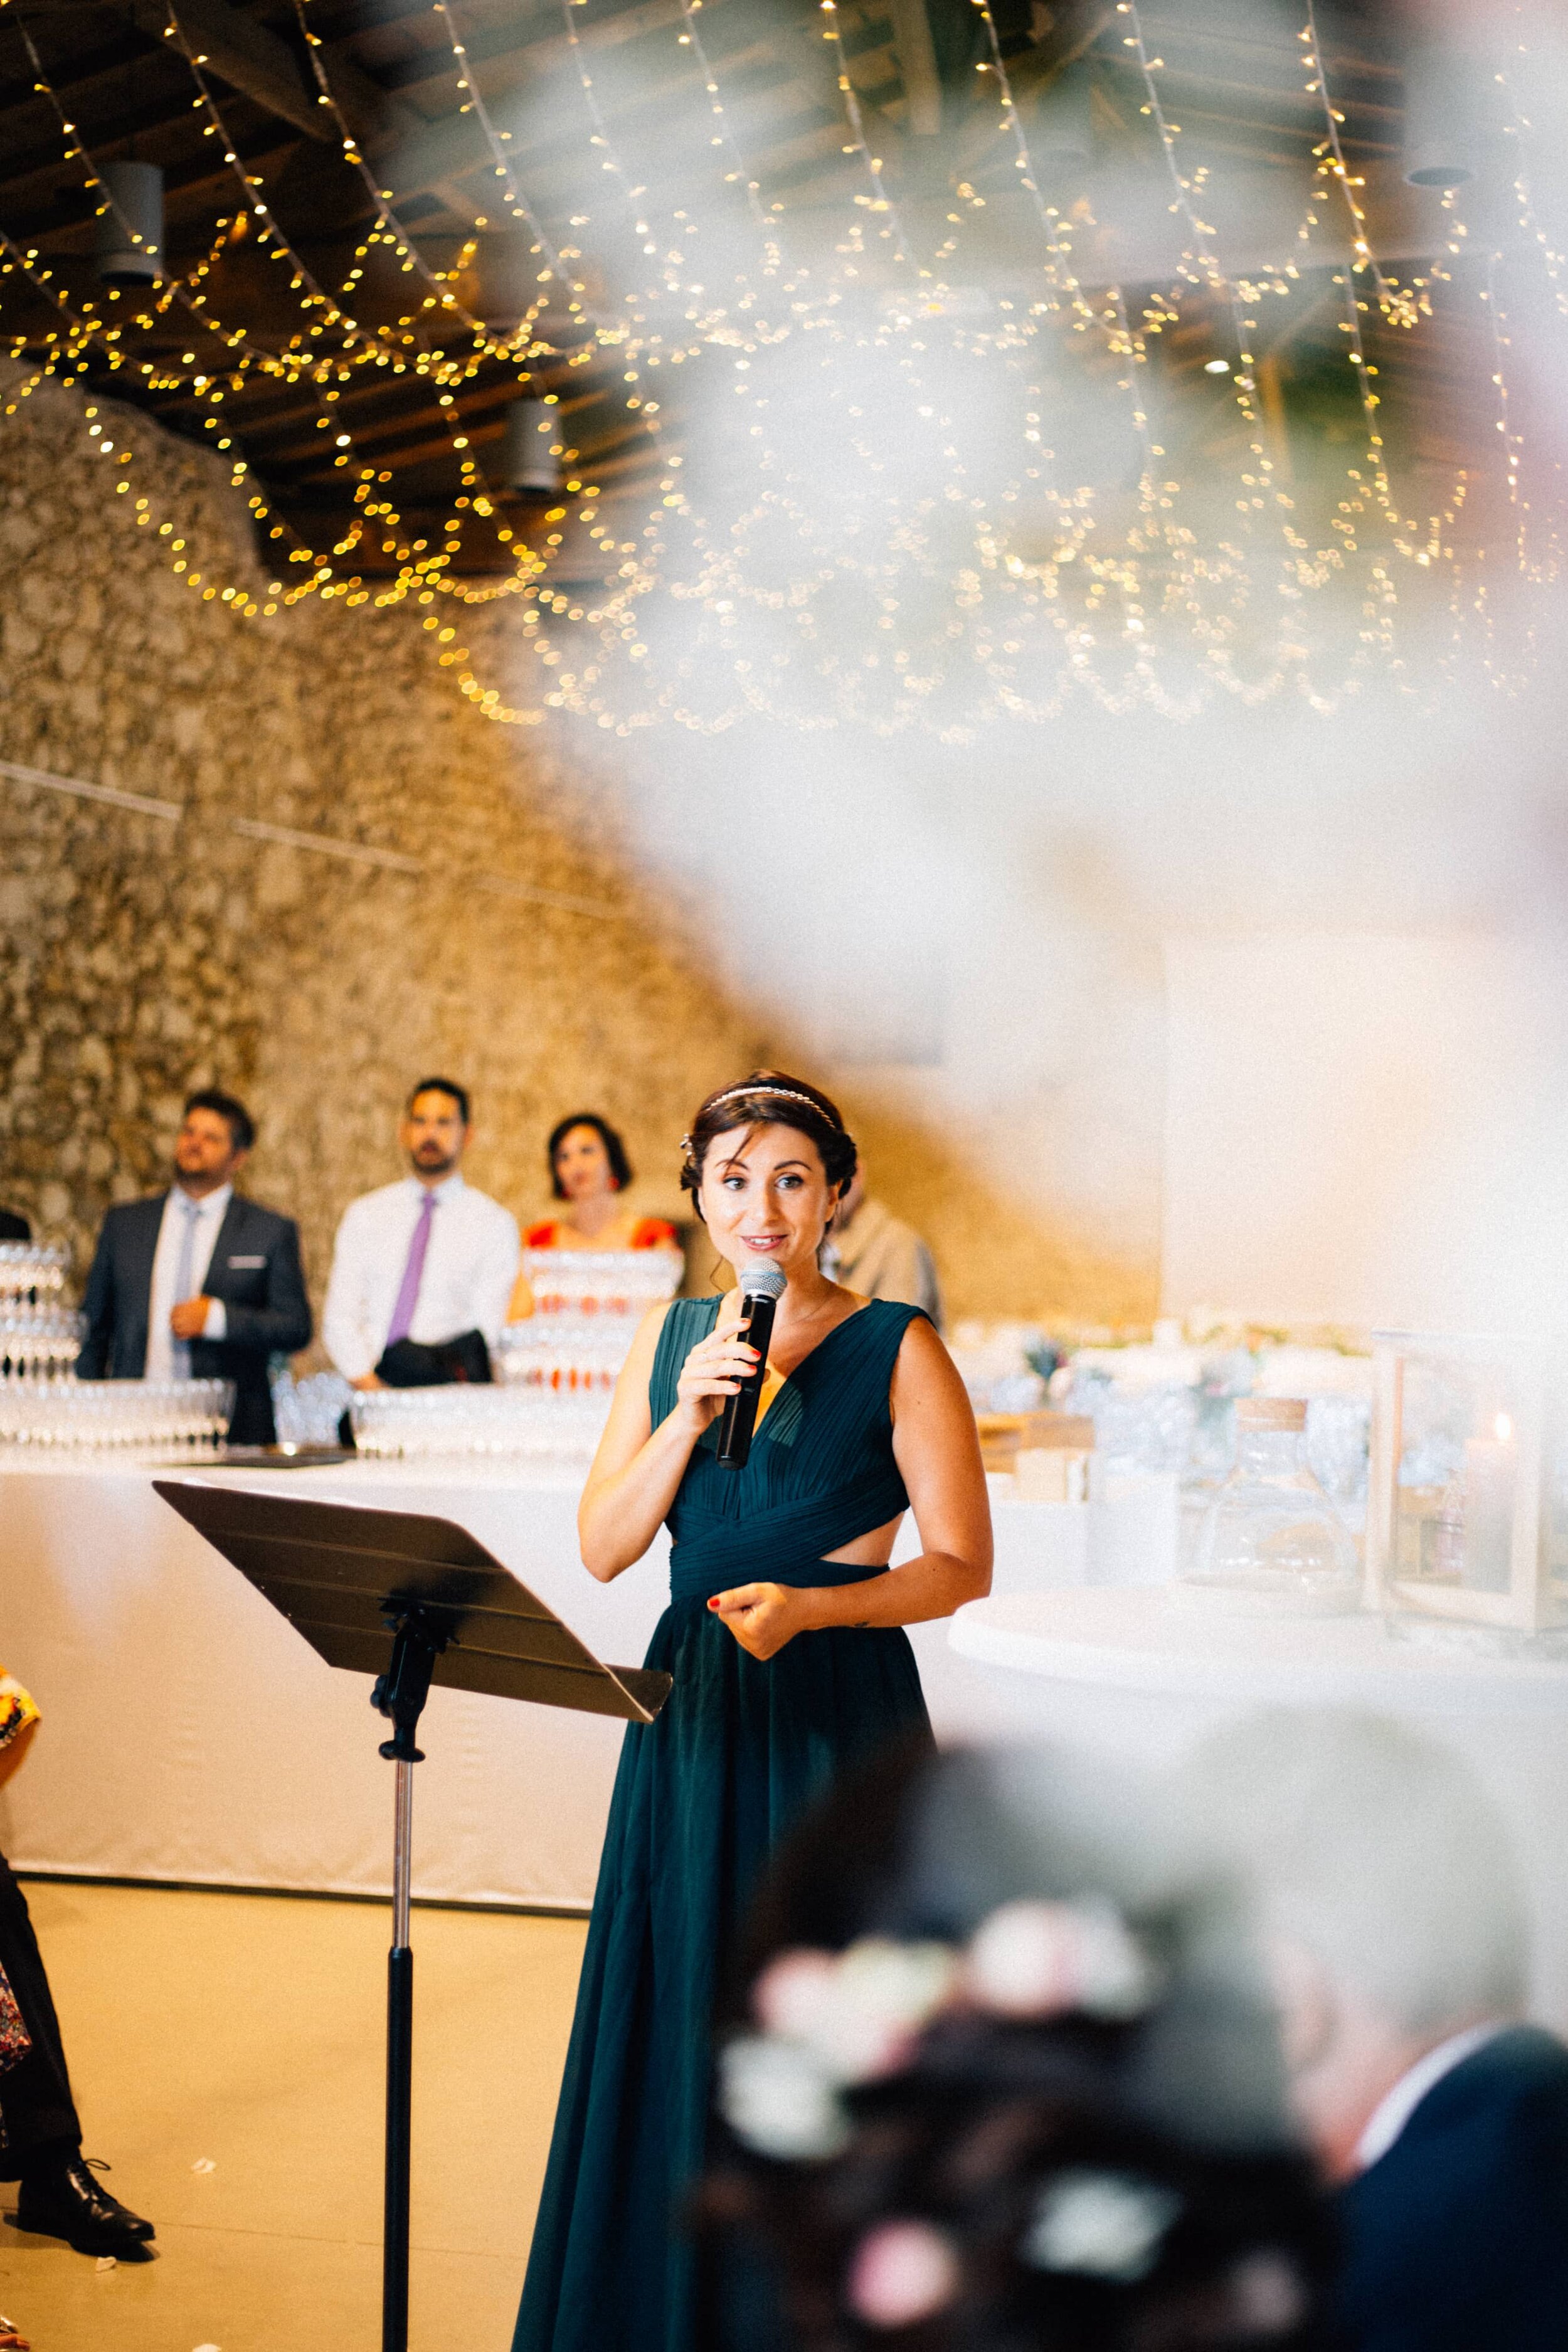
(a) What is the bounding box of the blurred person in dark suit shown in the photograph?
[77,1090,311,1445]
[1190,1709,1568,2352]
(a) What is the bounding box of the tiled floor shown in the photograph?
[0,1880,586,2352]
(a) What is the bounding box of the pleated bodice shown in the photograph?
[651,1294,923,1602]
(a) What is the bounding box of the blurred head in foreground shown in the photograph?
[1181,1709,1529,2181]
[1182,1710,1568,2352]
[702,1740,1332,2351]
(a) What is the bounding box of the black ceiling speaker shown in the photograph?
[1402,46,1478,189]
[503,398,563,494]
[95,161,165,283]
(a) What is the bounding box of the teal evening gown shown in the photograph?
[512,1295,935,2352]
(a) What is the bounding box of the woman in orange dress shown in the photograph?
[525,1113,679,1253]
[510,1116,681,1319]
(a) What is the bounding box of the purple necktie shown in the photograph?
[386,1190,436,1347]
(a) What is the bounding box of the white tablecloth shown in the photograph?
[951,1588,1568,2029]
[0,1460,1088,1912]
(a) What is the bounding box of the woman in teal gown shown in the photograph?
[513,1073,992,2352]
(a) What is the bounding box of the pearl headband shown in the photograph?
[681,1084,842,1157]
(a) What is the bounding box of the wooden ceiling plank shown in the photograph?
[105,0,332,141]
[1,135,303,250]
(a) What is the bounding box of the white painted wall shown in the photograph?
[1162,934,1568,1332]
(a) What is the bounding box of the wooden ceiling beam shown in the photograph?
[105,0,334,142]
[95,0,491,222]
[0,21,151,114]
[0,92,273,208]
[369,0,741,105]
[297,0,438,46]
[1,130,304,253]
[887,0,941,135]
[272,406,551,478]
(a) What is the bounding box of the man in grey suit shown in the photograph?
[78,1089,312,1444]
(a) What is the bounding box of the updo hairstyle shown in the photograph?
[679,1071,858,1219]
[548,1112,633,1200]
[699,1741,1332,2352]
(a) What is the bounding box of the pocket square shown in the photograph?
[227,1254,267,1268]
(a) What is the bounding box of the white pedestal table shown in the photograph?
[950,1587,1568,2028]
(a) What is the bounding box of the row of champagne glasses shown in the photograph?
[0,1244,68,1304]
[349,1384,609,1461]
[521,1249,682,1320]
[0,1308,83,1376]
[495,1316,642,1394]
[0,1377,235,1451]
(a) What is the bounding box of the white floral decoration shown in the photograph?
[753,1937,957,2084]
[967,1900,1156,2022]
[1021,2169,1183,2284]
[718,2033,851,2161]
[726,1894,1155,2166]
[847,2219,962,2330]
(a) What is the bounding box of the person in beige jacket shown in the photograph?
[820,1163,942,1328]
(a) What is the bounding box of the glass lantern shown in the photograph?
[1176,1397,1360,1616]
[1367,1330,1568,1653]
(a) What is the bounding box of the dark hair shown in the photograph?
[699,1742,1333,2352]
[183,1088,255,1155]
[407,1076,470,1126]
[548,1113,633,1200]
[679,1071,857,1215]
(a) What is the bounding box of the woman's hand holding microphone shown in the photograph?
[674,1310,760,1434]
[675,1318,808,1660]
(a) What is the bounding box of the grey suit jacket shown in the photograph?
[77,1192,312,1444]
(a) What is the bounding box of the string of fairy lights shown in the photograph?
[1,0,1565,731]
[0,0,1495,715]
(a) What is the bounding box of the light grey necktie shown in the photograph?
[169,1197,203,1380]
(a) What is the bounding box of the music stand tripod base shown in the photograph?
[154,1481,671,2352]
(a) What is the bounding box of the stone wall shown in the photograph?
[0,366,1158,1334]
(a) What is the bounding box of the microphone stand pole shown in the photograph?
[371,1604,448,2352]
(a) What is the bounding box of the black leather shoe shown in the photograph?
[13,2154,155,2258]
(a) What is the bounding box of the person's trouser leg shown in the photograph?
[0,1848,80,2178]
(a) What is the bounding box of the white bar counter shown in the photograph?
[0,1458,1086,1912]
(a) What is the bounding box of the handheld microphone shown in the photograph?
[716,1263,786,1471]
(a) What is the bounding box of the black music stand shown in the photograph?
[154,1481,670,2352]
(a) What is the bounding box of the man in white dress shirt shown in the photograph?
[322,1077,520,1389]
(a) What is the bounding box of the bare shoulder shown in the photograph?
[889,1312,968,1410]
[889,1312,987,1518]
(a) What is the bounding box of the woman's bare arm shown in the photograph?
[709,1319,992,1653]
[576,1298,761,1581]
